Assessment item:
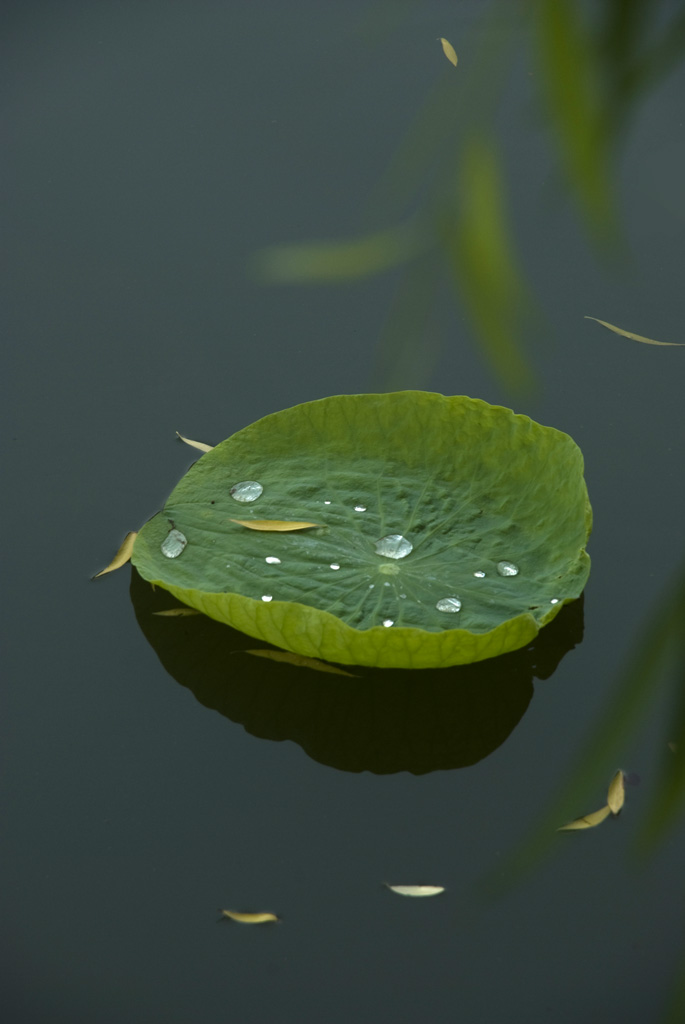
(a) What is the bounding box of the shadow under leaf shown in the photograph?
[130,569,584,775]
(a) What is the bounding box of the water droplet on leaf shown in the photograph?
[161,528,187,558]
[261,595,273,602]
[230,481,263,502]
[382,619,394,627]
[354,504,367,512]
[265,556,281,564]
[473,570,486,578]
[436,597,462,613]
[330,563,340,570]
[375,534,413,559]
[497,561,519,577]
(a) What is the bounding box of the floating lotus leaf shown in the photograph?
[131,392,591,668]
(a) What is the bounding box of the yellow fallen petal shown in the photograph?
[607,770,626,814]
[93,531,137,578]
[557,805,612,831]
[153,608,202,617]
[230,519,321,532]
[584,316,684,346]
[245,649,357,677]
[220,910,279,924]
[175,431,214,452]
[439,37,458,67]
[386,884,445,897]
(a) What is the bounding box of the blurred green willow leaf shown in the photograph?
[245,649,357,678]
[535,0,617,242]
[252,220,427,284]
[441,134,536,395]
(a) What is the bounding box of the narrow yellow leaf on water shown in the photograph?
[584,317,684,346]
[439,37,458,67]
[557,805,612,831]
[220,910,279,924]
[386,884,445,897]
[607,770,626,814]
[245,649,357,677]
[93,531,137,578]
[230,519,321,532]
[153,608,202,617]
[175,431,214,452]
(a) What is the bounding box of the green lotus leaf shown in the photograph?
[131,392,591,668]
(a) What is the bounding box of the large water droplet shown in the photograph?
[375,534,413,559]
[354,504,367,512]
[382,619,394,627]
[473,570,486,578]
[261,595,273,602]
[230,481,263,503]
[329,563,340,570]
[161,528,187,558]
[497,561,519,577]
[436,597,462,613]
[265,556,281,564]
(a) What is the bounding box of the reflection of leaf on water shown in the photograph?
[130,568,585,774]
[244,649,357,678]
[585,316,685,347]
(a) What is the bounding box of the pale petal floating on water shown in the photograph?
[230,519,321,532]
[584,316,684,347]
[245,649,357,677]
[557,805,612,831]
[93,531,137,578]
[153,607,202,617]
[175,431,214,452]
[386,884,445,897]
[607,770,626,814]
[220,910,279,924]
[439,37,458,67]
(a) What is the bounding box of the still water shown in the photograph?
[4,2,684,1022]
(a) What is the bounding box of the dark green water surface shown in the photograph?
[4,2,684,1022]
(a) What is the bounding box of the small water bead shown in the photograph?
[324,500,331,505]
[399,593,407,600]
[550,598,559,605]
[375,534,413,559]
[329,563,340,570]
[383,581,391,587]
[265,556,281,565]
[497,561,519,577]
[354,504,367,512]
[368,584,375,590]
[382,619,394,628]
[436,597,462,613]
[161,528,187,558]
[230,481,263,503]
[473,570,486,578]
[261,595,273,602]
